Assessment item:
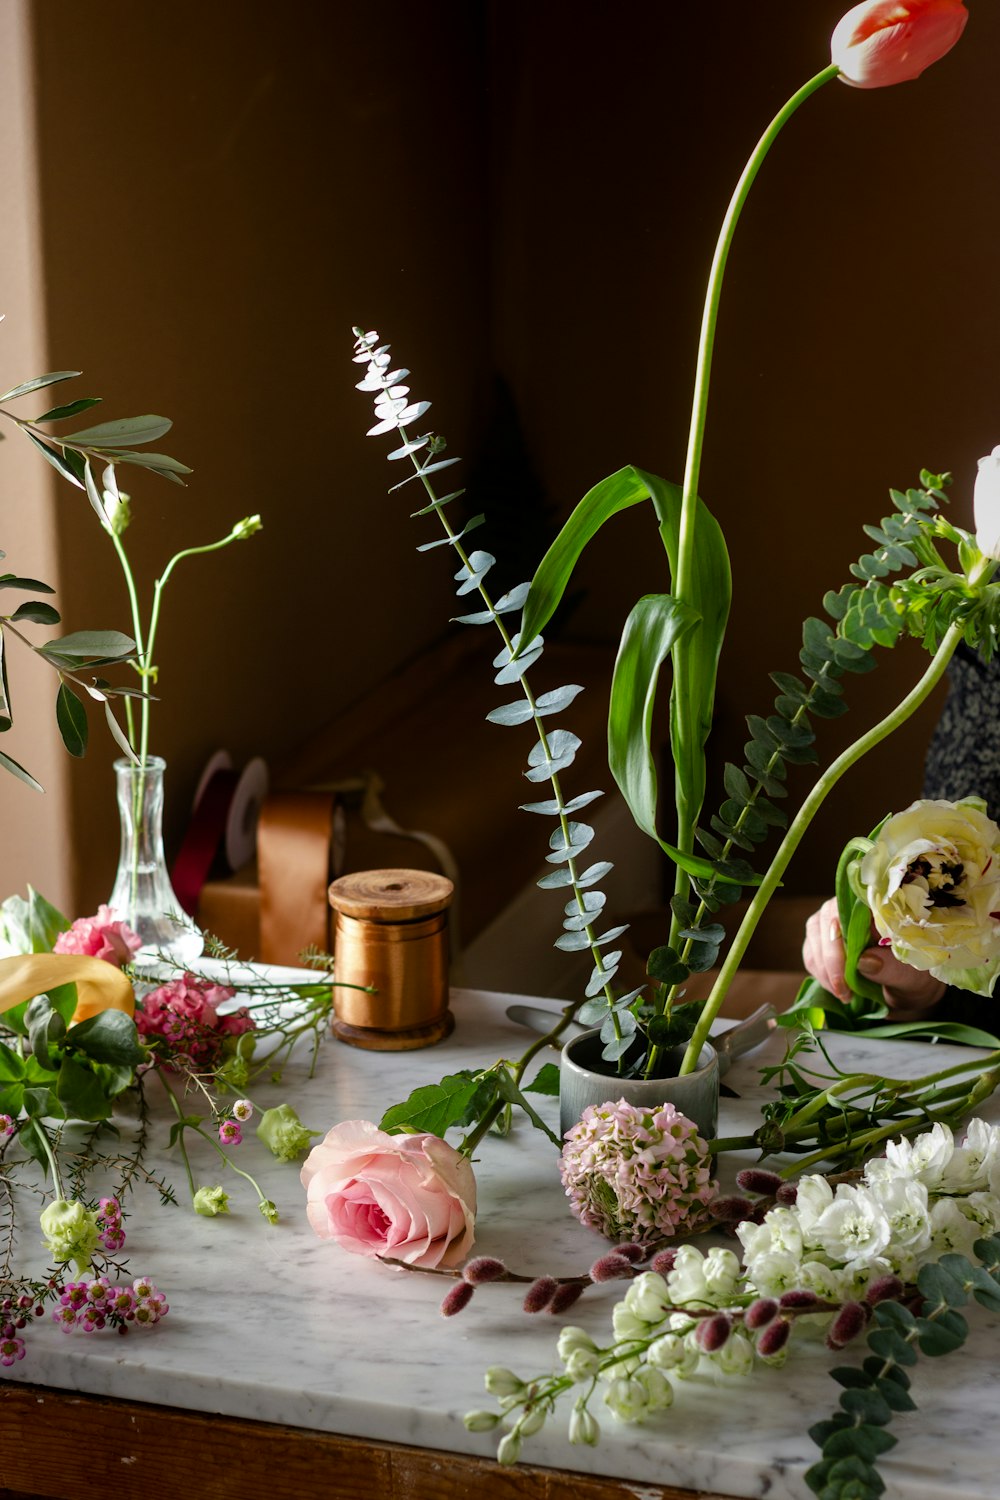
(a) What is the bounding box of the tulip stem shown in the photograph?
[679,619,966,1074]
[670,61,840,935]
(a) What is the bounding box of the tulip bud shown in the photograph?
[832,0,969,91]
[975,447,1000,561]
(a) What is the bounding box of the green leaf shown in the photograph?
[0,371,80,401]
[36,629,135,665]
[113,449,192,482]
[0,886,69,954]
[26,995,65,1072]
[0,573,56,594]
[0,745,43,791]
[0,1039,26,1082]
[917,1261,968,1308]
[34,397,102,422]
[873,1375,916,1413]
[65,1010,146,1068]
[0,630,10,732]
[10,599,60,625]
[524,1062,560,1096]
[867,1328,917,1366]
[821,1454,886,1498]
[379,1073,482,1137]
[839,1387,892,1425]
[56,1055,112,1121]
[103,701,138,764]
[822,1426,897,1463]
[61,414,173,448]
[18,1116,55,1172]
[915,1308,967,1356]
[608,590,698,851]
[22,429,85,489]
[494,1066,562,1146]
[56,682,88,757]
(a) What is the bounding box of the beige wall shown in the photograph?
[1,1,996,919]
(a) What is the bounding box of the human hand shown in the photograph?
[802,896,947,1019]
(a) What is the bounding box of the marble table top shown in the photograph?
[6,985,1000,1500]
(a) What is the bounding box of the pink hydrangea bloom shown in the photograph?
[559,1099,717,1246]
[54,905,141,967]
[135,973,253,1070]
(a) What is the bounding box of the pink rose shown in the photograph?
[54,906,141,967]
[301,1120,477,1269]
[832,0,968,89]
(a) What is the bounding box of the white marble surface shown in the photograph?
[6,988,1000,1500]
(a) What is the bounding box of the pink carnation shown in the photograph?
[559,1098,716,1246]
[135,973,253,1070]
[54,906,141,967]
[301,1119,477,1269]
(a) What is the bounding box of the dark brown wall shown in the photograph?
[19,0,1000,913]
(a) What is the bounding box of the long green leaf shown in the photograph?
[609,592,696,849]
[22,429,84,490]
[0,746,42,791]
[35,397,102,423]
[56,682,88,757]
[61,414,172,447]
[36,629,135,663]
[0,371,80,402]
[0,630,10,731]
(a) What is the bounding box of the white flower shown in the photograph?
[564,1347,602,1382]
[794,1174,835,1242]
[859,798,1000,995]
[557,1327,598,1361]
[646,1332,689,1370]
[810,1183,892,1266]
[568,1406,600,1446]
[797,1259,853,1303]
[958,1192,1000,1234]
[743,1250,804,1299]
[883,1122,955,1191]
[637,1366,674,1410]
[666,1246,710,1305]
[975,445,1000,560]
[604,1376,650,1424]
[946,1117,1000,1192]
[929,1197,981,1258]
[702,1247,742,1300]
[612,1304,651,1343]
[718,1330,755,1377]
[625,1271,670,1324]
[871,1177,932,1259]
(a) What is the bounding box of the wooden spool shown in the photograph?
[328,868,454,1051]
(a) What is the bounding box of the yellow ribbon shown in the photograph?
[0,954,135,1026]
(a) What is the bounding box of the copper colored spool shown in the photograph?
[328,869,454,1050]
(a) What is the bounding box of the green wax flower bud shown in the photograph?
[231,514,263,540]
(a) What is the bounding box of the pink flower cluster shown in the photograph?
[98,1197,126,1253]
[52,1275,168,1334]
[54,905,141,967]
[135,973,253,1070]
[559,1099,717,1247]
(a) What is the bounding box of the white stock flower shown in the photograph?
[666,1246,710,1305]
[958,1192,1000,1235]
[612,1304,652,1343]
[929,1197,981,1258]
[793,1174,835,1243]
[859,798,1000,995]
[625,1271,670,1324]
[646,1332,689,1370]
[810,1183,892,1266]
[557,1327,597,1361]
[883,1122,955,1191]
[718,1330,755,1377]
[564,1347,602,1382]
[568,1406,600,1446]
[945,1117,1000,1192]
[702,1247,742,1300]
[637,1366,674,1410]
[871,1177,932,1259]
[975,445,1000,560]
[743,1250,804,1299]
[604,1376,651,1424]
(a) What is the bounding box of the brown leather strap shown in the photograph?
[257,791,335,963]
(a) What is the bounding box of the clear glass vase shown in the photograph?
[107,756,203,966]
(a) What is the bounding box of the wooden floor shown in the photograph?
[0,1381,735,1500]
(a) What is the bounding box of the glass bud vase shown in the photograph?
[107,756,204,966]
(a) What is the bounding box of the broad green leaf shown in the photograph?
[0,887,69,957]
[0,574,56,593]
[26,994,65,1072]
[55,682,88,757]
[65,1009,146,1068]
[56,1055,112,1121]
[10,599,60,625]
[35,397,102,422]
[379,1073,482,1137]
[0,371,80,401]
[61,414,172,448]
[609,590,696,843]
[0,745,43,791]
[524,1062,560,1096]
[36,629,135,664]
[0,1038,26,1081]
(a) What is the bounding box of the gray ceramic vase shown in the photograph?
[558,1003,776,1144]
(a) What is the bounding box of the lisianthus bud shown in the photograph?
[832,0,968,90]
[39,1200,101,1273]
[975,447,1000,561]
[257,1103,318,1162]
[192,1185,230,1217]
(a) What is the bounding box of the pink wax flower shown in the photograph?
[301,1119,477,1269]
[135,973,253,1071]
[559,1099,717,1246]
[54,905,141,967]
[832,0,968,89]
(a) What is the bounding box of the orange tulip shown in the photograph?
[0,953,135,1026]
[832,0,968,89]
